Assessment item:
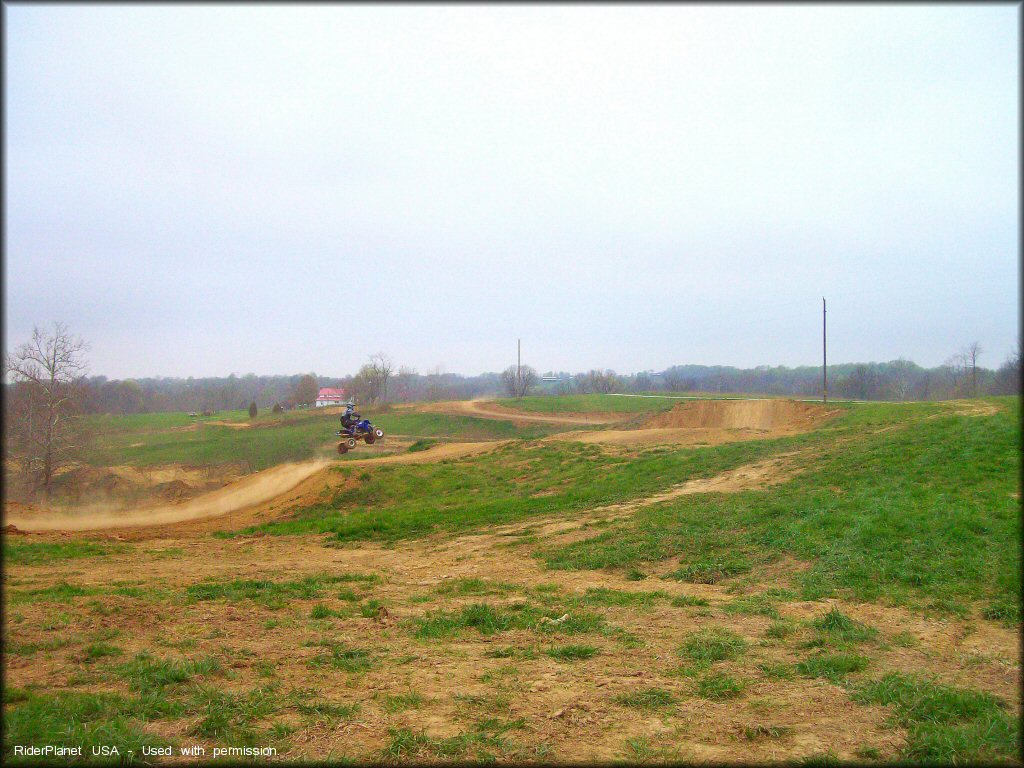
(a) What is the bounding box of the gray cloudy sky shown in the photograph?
[5,4,1019,379]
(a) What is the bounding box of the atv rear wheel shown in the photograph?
[337,442,348,454]
[365,435,375,444]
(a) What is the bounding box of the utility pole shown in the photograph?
[822,298,827,404]
[517,338,521,397]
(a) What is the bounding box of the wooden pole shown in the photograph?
[823,298,827,404]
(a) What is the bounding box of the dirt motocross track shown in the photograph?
[5,399,835,534]
[5,398,1019,764]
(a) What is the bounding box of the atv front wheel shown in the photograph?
[346,438,357,450]
[374,428,384,439]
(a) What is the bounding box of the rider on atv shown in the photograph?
[340,402,360,435]
[335,401,384,454]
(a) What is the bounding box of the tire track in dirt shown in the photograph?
[442,452,808,551]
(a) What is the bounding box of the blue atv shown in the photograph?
[335,410,385,454]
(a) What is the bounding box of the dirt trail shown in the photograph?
[415,399,626,425]
[475,453,807,547]
[943,400,1002,417]
[5,441,505,533]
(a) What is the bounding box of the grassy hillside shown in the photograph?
[541,398,1021,619]
[234,398,1020,618]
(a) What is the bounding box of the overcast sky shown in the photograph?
[5,4,1019,379]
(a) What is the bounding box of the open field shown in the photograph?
[3,396,1021,764]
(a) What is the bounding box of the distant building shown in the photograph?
[315,387,347,407]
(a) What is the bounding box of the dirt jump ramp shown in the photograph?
[549,399,838,448]
[643,398,835,431]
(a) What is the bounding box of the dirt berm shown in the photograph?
[644,398,836,431]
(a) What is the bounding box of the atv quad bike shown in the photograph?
[335,417,385,454]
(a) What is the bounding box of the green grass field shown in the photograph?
[5,395,1020,763]
[81,408,557,471]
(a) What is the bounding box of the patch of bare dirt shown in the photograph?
[942,400,1002,417]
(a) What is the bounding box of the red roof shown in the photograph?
[316,387,347,400]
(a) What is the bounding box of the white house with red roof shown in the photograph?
[315,387,348,407]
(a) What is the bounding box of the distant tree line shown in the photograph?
[7,327,1021,425]
[69,366,509,414]
[537,343,1020,401]
[60,348,1017,417]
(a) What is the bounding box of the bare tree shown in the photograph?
[965,342,983,397]
[576,369,621,394]
[501,364,537,398]
[888,358,916,401]
[369,353,394,403]
[4,323,89,500]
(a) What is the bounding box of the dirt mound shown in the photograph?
[60,466,136,496]
[5,460,332,532]
[644,399,835,432]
